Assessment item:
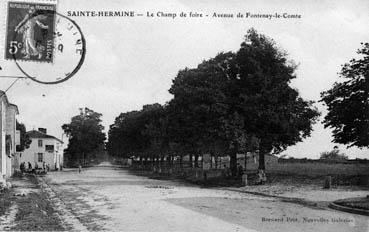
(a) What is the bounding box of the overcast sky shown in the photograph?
[1,0,369,159]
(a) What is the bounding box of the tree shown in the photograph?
[168,52,251,173]
[142,104,169,162]
[321,42,369,148]
[231,29,320,170]
[107,104,168,163]
[107,28,320,174]
[320,149,348,160]
[62,108,106,166]
[16,120,31,152]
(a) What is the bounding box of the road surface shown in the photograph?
[42,162,369,232]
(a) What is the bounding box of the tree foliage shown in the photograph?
[234,29,320,169]
[321,43,369,148]
[107,28,320,172]
[16,120,31,152]
[320,149,348,160]
[107,104,166,158]
[62,108,106,165]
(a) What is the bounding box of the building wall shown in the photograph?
[0,100,5,178]
[5,106,16,176]
[237,153,279,171]
[20,137,63,171]
[0,98,18,178]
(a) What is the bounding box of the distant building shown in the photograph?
[0,91,19,179]
[19,128,63,171]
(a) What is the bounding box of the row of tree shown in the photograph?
[59,31,368,171]
[106,29,320,173]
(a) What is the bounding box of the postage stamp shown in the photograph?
[5,1,56,62]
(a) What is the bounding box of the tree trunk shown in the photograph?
[170,156,174,167]
[82,152,85,166]
[167,156,171,167]
[256,137,271,171]
[229,150,237,176]
[258,150,265,170]
[244,153,247,173]
[210,152,213,169]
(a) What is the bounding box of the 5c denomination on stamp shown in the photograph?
[5,2,56,62]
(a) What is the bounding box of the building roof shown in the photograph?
[0,90,19,114]
[27,130,63,143]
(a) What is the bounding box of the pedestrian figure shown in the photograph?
[256,169,267,185]
[222,164,230,178]
[28,162,32,171]
[78,164,82,173]
[42,162,46,172]
[237,163,244,179]
[34,162,38,174]
[20,162,25,173]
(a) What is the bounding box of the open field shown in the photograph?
[265,162,369,177]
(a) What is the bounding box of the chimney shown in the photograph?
[38,128,47,134]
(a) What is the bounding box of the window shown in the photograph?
[5,135,11,156]
[38,153,43,162]
[45,145,54,152]
[38,140,43,147]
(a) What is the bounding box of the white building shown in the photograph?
[0,91,19,179]
[19,128,63,170]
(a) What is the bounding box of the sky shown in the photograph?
[0,0,368,159]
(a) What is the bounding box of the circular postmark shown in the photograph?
[6,3,85,84]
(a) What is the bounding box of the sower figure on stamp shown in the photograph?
[14,6,49,59]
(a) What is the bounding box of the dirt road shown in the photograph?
[42,162,368,232]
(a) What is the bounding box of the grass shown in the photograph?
[0,189,16,216]
[9,175,66,231]
[11,191,65,231]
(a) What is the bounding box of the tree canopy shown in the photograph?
[320,42,369,148]
[16,120,31,152]
[62,108,106,166]
[107,104,166,159]
[107,28,320,172]
[233,29,320,169]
